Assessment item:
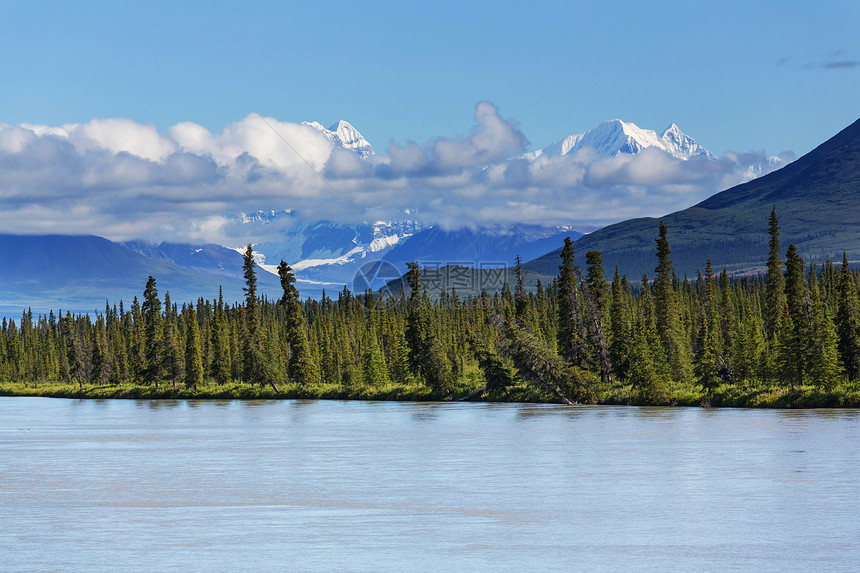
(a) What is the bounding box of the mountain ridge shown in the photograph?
[529,119,716,161]
[303,120,375,159]
[0,234,284,316]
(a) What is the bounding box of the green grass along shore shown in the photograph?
[4,378,859,409]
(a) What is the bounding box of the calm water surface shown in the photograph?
[1,397,859,572]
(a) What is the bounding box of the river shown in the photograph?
[1,398,858,571]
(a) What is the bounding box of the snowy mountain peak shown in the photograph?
[588,119,666,155]
[303,119,374,159]
[537,119,715,161]
[328,119,354,134]
[660,123,715,160]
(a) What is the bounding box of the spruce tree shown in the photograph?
[808,270,842,388]
[608,266,630,381]
[243,245,258,326]
[785,244,806,325]
[362,329,391,387]
[783,245,809,385]
[694,260,721,391]
[836,252,860,381]
[63,313,86,388]
[210,288,232,385]
[184,304,204,389]
[130,296,145,382]
[514,255,529,322]
[241,245,265,384]
[775,305,800,389]
[557,237,583,367]
[765,207,786,338]
[585,250,609,314]
[91,314,111,386]
[719,267,735,358]
[405,262,426,378]
[278,260,318,385]
[653,221,688,380]
[141,276,163,386]
[390,331,412,384]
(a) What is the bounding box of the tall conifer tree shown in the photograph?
[585,250,609,315]
[210,288,232,385]
[653,221,688,380]
[765,207,786,338]
[142,276,163,386]
[241,245,265,384]
[514,255,529,322]
[836,253,860,381]
[278,260,318,385]
[184,303,204,389]
[557,237,583,367]
[608,266,630,381]
[808,270,842,387]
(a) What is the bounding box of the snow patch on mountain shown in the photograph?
[230,246,280,276]
[290,245,366,271]
[284,221,420,270]
[369,234,407,252]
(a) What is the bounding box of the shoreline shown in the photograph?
[3,380,858,409]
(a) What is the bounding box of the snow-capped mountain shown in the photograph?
[530,119,715,161]
[233,211,585,292]
[303,120,375,159]
[660,123,714,160]
[238,212,422,284]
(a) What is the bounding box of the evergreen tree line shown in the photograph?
[1,211,859,404]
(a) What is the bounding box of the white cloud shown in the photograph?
[0,125,36,154]
[168,121,216,156]
[210,114,334,172]
[431,101,527,169]
[0,103,788,244]
[69,118,177,162]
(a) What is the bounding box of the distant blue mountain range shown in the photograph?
[0,223,584,316]
[0,235,281,316]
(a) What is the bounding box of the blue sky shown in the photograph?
[0,1,858,244]
[2,0,858,155]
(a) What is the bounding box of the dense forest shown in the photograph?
[2,209,860,407]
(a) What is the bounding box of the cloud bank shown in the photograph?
[0,102,788,245]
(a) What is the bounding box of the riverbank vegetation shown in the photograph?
[2,211,860,408]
